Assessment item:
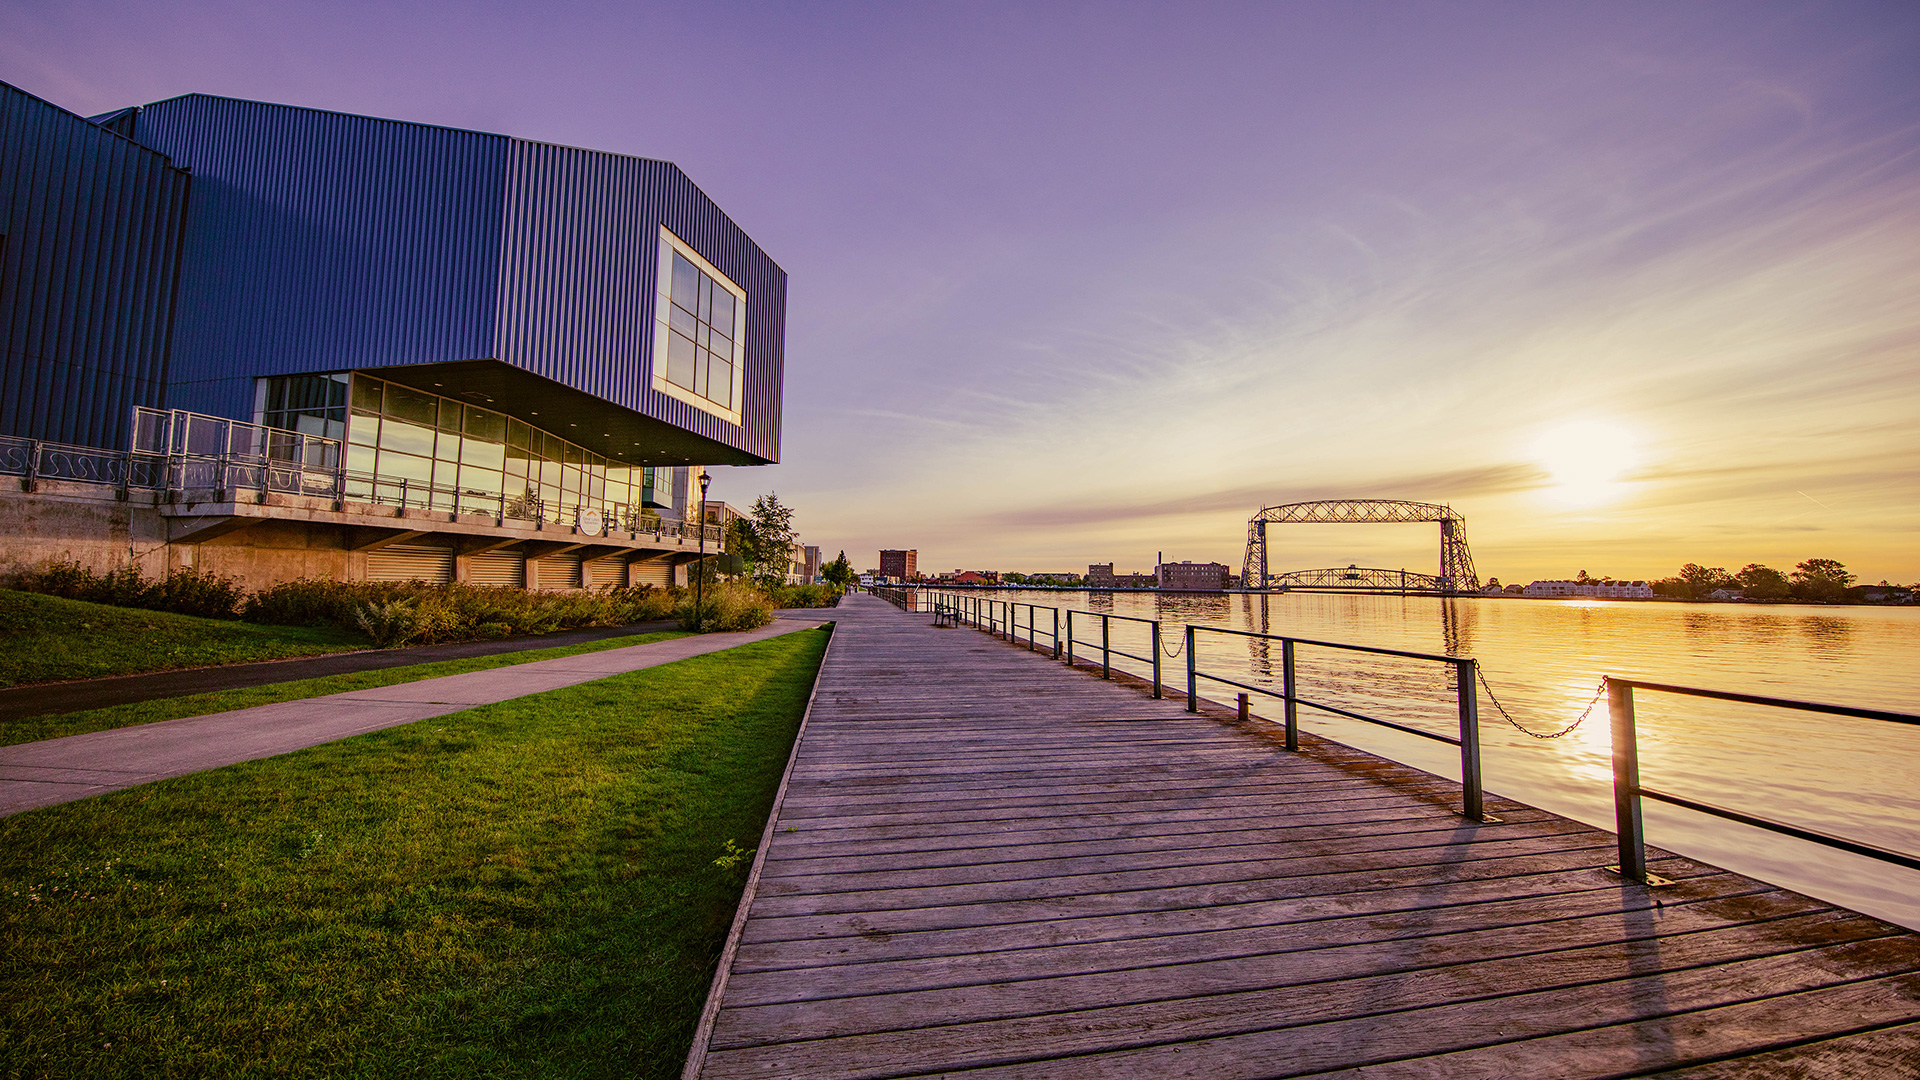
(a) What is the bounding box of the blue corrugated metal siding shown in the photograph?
[0,82,189,448]
[497,144,785,463]
[123,95,509,421]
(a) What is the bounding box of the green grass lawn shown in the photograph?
[0,590,366,689]
[2,631,688,747]
[0,625,827,1079]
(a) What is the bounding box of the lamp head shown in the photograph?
[697,470,712,496]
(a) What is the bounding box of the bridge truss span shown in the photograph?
[1242,499,1480,594]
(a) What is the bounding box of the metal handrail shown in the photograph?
[1186,624,1486,821]
[1009,600,1063,659]
[1064,609,1163,698]
[1605,678,1920,883]
[918,591,1066,661]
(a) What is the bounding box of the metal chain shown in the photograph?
[1478,668,1607,739]
[1160,633,1185,659]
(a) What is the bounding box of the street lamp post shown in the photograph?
[694,470,712,631]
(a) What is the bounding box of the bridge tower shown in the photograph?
[1243,519,1269,590]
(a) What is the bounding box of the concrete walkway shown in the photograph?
[0,619,822,817]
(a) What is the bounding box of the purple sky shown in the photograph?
[8,1,1919,581]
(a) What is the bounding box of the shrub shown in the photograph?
[143,567,245,619]
[11,559,687,645]
[764,583,842,609]
[676,582,775,632]
[354,600,421,648]
[6,560,242,619]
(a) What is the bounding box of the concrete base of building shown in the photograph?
[0,479,709,591]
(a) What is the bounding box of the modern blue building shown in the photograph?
[1,82,786,589]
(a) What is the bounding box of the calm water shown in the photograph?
[954,589,1920,930]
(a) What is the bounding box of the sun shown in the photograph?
[1529,420,1640,507]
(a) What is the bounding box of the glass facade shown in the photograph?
[654,229,745,419]
[257,373,348,442]
[256,373,679,528]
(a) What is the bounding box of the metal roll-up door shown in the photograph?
[366,543,455,584]
[533,551,583,590]
[629,559,672,587]
[468,550,526,588]
[585,558,628,588]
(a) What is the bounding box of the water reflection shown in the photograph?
[1799,616,1854,659]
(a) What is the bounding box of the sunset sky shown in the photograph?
[8,1,1917,583]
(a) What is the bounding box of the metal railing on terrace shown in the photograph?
[0,407,724,544]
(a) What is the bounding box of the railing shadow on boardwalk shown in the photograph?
[683,592,1920,1080]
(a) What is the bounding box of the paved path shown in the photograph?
[0,619,822,817]
[685,593,1920,1078]
[0,620,680,722]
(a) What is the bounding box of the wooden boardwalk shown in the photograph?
[686,594,1920,1078]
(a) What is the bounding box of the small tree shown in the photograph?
[1678,563,1736,598]
[748,493,797,589]
[1790,558,1853,603]
[821,550,855,589]
[724,517,756,580]
[1735,563,1790,600]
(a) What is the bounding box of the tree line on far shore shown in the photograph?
[1647,558,1899,603]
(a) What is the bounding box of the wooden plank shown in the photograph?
[1642,1020,1920,1078]
[729,870,1762,972]
[704,940,1920,1078]
[715,900,1867,1017]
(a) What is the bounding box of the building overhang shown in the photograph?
[366,358,770,468]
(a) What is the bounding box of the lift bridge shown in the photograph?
[1242,499,1480,595]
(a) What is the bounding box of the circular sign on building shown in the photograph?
[577,508,603,535]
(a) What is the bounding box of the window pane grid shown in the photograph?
[661,242,743,414]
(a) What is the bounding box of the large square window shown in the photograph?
[651,227,745,425]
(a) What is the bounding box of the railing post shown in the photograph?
[1052,608,1061,660]
[1455,658,1485,822]
[1610,681,1648,882]
[1282,639,1299,751]
[1151,621,1163,699]
[1065,611,1075,666]
[1101,615,1111,679]
[1185,624,1197,712]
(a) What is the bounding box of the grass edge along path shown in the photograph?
[0,590,363,690]
[0,631,691,747]
[0,624,830,1080]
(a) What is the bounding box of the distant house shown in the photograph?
[1524,579,1655,599]
[1708,588,1745,602]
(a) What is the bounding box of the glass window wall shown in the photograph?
[258,373,680,531]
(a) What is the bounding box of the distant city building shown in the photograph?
[1523,579,1655,599]
[947,569,999,585]
[1086,562,1154,589]
[1157,560,1228,592]
[799,545,822,584]
[879,549,918,582]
